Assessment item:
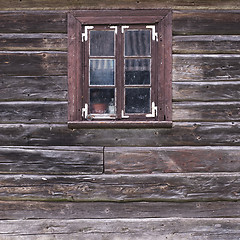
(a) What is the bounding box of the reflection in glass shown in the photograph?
[90,59,115,86]
[90,30,114,56]
[125,59,150,85]
[125,88,150,113]
[90,89,115,114]
[125,30,151,56]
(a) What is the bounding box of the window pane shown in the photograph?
[125,88,150,113]
[90,89,115,114]
[90,30,114,56]
[125,30,151,56]
[125,59,150,85]
[90,59,114,85]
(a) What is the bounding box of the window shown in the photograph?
[68,10,172,128]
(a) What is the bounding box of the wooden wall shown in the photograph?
[0,2,239,239]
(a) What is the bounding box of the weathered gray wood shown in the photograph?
[1,200,239,220]
[173,10,240,35]
[0,51,67,76]
[0,33,67,51]
[0,146,103,174]
[104,146,240,174]
[0,76,67,101]
[0,102,67,123]
[0,173,239,201]
[0,218,239,240]
[0,11,67,33]
[173,102,240,122]
[173,81,240,101]
[173,54,240,82]
[173,35,240,54]
[0,101,239,123]
[0,1,240,10]
[0,122,239,146]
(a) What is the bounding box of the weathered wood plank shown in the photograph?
[0,218,240,240]
[173,81,240,101]
[173,35,240,54]
[0,11,67,33]
[0,33,67,51]
[0,102,67,123]
[0,101,239,123]
[173,10,240,35]
[0,1,240,10]
[173,102,240,122]
[0,51,67,76]
[173,54,240,82]
[0,146,103,174]
[1,200,239,220]
[104,146,240,174]
[1,53,239,82]
[0,76,67,101]
[0,122,239,146]
[0,173,239,201]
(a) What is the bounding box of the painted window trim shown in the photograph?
[68,9,172,128]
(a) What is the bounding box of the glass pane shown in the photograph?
[125,59,150,85]
[125,88,150,113]
[90,59,114,86]
[90,89,115,114]
[90,30,114,56]
[125,30,151,56]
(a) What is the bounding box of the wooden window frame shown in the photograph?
[68,9,172,128]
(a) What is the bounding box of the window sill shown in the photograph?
[68,121,172,129]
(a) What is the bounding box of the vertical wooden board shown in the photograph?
[0,146,103,174]
[104,146,240,173]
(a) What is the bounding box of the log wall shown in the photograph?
[0,2,239,239]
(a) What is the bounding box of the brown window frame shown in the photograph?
[68,10,172,128]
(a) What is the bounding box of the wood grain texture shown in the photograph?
[0,51,67,76]
[0,218,239,239]
[173,35,240,54]
[0,173,239,201]
[1,200,239,220]
[173,81,240,101]
[0,102,67,123]
[0,146,103,174]
[0,11,67,33]
[0,76,67,101]
[0,0,240,10]
[173,54,240,82]
[0,122,239,146]
[173,10,240,35]
[0,33,67,51]
[104,146,240,174]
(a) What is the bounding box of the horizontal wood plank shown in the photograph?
[0,146,103,174]
[104,146,240,174]
[0,11,67,33]
[0,51,67,76]
[0,173,239,201]
[173,10,240,35]
[0,102,67,123]
[1,101,239,123]
[0,1,240,10]
[173,54,240,82]
[173,102,240,122]
[173,35,240,54]
[0,218,239,240]
[0,122,239,146]
[0,200,239,219]
[173,81,240,101]
[0,33,67,51]
[0,76,67,101]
